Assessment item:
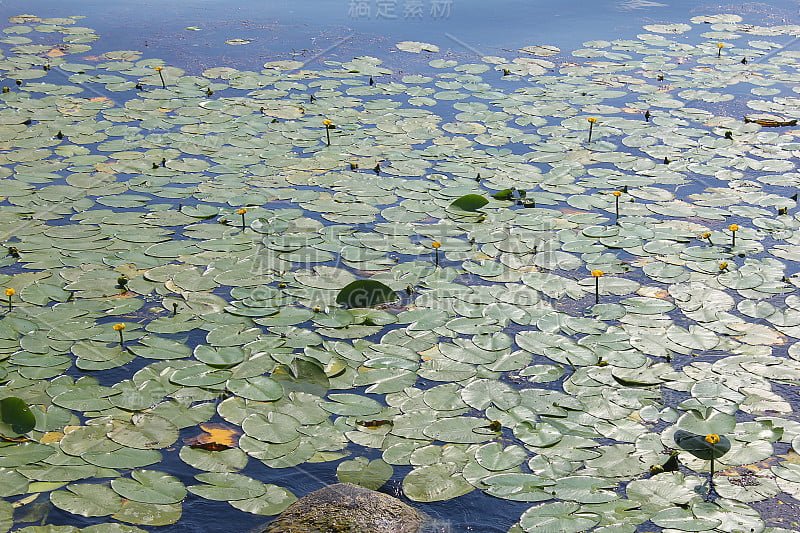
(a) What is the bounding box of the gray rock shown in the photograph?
[261,482,425,533]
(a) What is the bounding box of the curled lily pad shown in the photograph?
[673,430,731,461]
[450,194,489,212]
[336,279,397,308]
[0,396,35,437]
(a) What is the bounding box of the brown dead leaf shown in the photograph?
[259,104,305,119]
[108,291,137,299]
[40,431,63,443]
[778,450,800,465]
[637,286,670,298]
[94,163,116,174]
[356,420,392,428]
[184,422,241,449]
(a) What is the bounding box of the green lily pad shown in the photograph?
[450,194,489,212]
[336,457,394,490]
[179,446,249,473]
[111,470,187,504]
[674,430,731,461]
[51,483,124,517]
[336,279,398,308]
[107,414,179,450]
[518,501,600,532]
[188,472,266,501]
[228,484,298,515]
[403,463,474,502]
[0,396,35,437]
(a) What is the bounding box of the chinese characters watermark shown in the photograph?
[347,0,453,20]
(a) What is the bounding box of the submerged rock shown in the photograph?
[262,482,425,533]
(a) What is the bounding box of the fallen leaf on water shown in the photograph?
[637,286,670,298]
[40,431,63,443]
[184,422,241,449]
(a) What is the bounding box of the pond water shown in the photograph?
[2,2,800,533]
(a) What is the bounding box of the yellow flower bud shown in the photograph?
[237,208,247,215]
[431,241,441,249]
[112,323,125,331]
[705,433,720,444]
[728,224,739,232]
[4,288,14,296]
[154,66,164,71]
[591,270,604,277]
[587,117,597,123]
[612,191,621,197]
[322,119,333,126]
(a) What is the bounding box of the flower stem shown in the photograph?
[709,456,716,498]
